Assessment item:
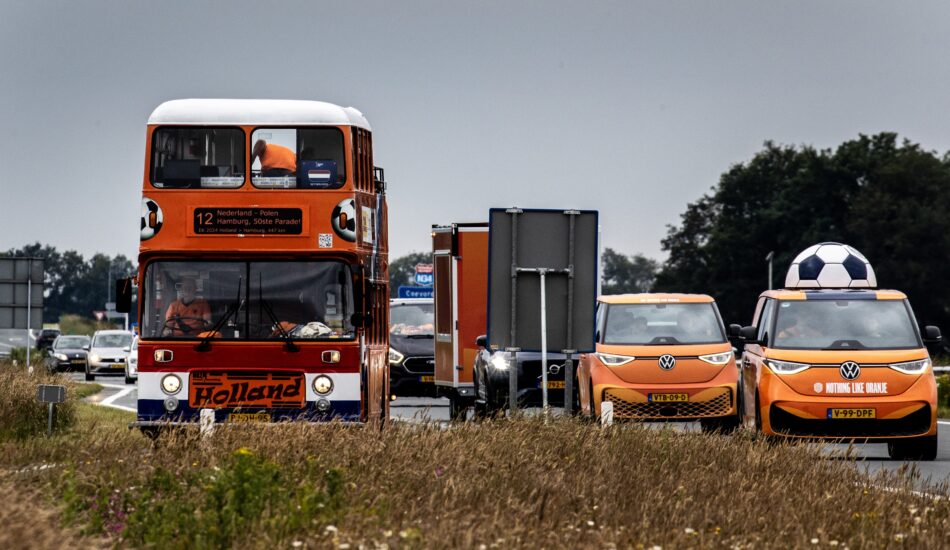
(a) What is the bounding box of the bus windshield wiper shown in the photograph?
[196,278,243,352]
[257,277,298,352]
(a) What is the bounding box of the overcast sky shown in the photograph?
[3,1,950,262]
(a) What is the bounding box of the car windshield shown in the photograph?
[603,303,725,345]
[55,336,89,348]
[151,127,245,189]
[250,127,346,189]
[390,303,434,336]
[141,260,356,341]
[93,333,132,348]
[772,299,920,350]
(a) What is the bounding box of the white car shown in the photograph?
[125,336,139,385]
[85,330,134,381]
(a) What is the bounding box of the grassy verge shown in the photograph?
[72,382,103,400]
[1,412,949,549]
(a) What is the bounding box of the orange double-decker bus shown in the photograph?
[126,99,389,428]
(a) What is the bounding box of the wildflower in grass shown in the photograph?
[434,466,444,478]
[894,534,906,542]
[684,527,696,535]
[829,541,839,546]
[325,525,339,535]
[234,447,253,456]
[587,520,595,527]
[811,538,820,545]
[292,541,303,548]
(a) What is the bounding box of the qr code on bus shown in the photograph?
[318,233,333,248]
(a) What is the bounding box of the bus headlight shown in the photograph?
[698,352,733,366]
[889,359,930,374]
[161,374,182,395]
[595,353,635,367]
[312,375,334,395]
[388,348,404,366]
[766,360,810,375]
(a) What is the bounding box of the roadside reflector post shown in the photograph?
[507,348,519,414]
[563,350,575,415]
[601,401,613,427]
[36,384,66,437]
[199,408,215,437]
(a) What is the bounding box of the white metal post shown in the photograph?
[540,270,548,410]
[26,258,32,375]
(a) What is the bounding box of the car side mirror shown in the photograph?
[727,324,744,351]
[740,325,761,346]
[476,335,487,348]
[728,324,742,338]
[123,346,131,352]
[82,345,90,351]
[923,325,942,354]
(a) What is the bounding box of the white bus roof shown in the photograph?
[147,99,371,130]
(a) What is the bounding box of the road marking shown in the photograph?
[938,420,950,426]
[99,386,137,413]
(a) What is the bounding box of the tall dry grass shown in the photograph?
[3,412,950,549]
[0,361,77,440]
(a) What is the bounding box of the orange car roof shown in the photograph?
[760,289,907,301]
[599,293,715,304]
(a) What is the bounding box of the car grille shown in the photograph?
[769,404,932,438]
[603,388,732,419]
[402,357,435,374]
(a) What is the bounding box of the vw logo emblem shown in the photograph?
[840,361,861,381]
[658,354,676,370]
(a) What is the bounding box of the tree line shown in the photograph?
[2,244,135,323]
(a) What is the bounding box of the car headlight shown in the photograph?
[595,353,635,367]
[161,374,182,395]
[766,359,810,375]
[89,353,100,363]
[388,348,405,365]
[698,352,733,366]
[889,359,930,374]
[54,353,68,361]
[312,375,334,395]
[490,355,510,371]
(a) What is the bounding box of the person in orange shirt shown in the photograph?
[252,139,297,176]
[163,278,212,336]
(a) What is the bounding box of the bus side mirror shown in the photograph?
[476,335,487,348]
[116,278,133,313]
[727,324,744,350]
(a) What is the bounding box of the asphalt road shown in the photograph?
[66,372,950,491]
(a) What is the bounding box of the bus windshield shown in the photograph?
[772,300,920,350]
[151,127,245,189]
[603,303,725,345]
[141,260,355,341]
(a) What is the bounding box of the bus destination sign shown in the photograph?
[194,207,304,235]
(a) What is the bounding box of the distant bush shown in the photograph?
[59,314,115,336]
[8,346,46,367]
[0,362,76,440]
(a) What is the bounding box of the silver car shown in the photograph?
[85,330,134,381]
[124,336,139,385]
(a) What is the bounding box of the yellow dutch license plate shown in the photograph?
[650,393,689,403]
[228,412,271,423]
[547,381,565,389]
[828,408,876,420]
[420,375,435,383]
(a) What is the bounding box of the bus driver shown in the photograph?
[163,278,212,336]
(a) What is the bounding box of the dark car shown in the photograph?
[44,334,91,372]
[388,298,436,397]
[36,329,61,351]
[473,344,574,416]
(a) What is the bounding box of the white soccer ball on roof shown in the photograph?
[785,242,877,289]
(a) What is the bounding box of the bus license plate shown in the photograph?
[547,381,565,389]
[649,393,688,403]
[228,412,271,423]
[828,408,876,419]
[420,375,434,382]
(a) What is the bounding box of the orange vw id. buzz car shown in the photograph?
[578,294,740,432]
[738,289,942,460]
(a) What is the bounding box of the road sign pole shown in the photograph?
[540,269,548,411]
[26,258,32,375]
[47,402,54,437]
[508,209,520,414]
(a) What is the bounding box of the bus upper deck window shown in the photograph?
[251,127,346,190]
[151,127,245,189]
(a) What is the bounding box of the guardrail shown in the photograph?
[934,366,949,374]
